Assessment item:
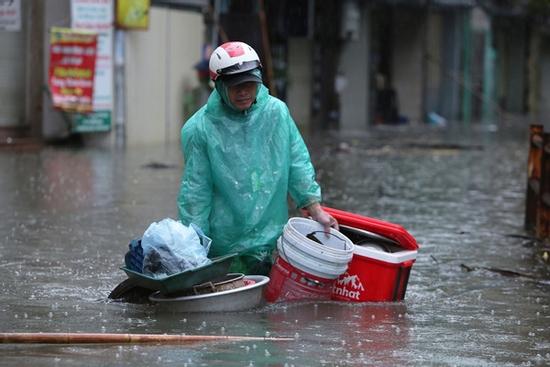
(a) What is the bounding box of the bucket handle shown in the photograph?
[306,231,347,250]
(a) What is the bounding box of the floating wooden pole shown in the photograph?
[537,132,550,239]
[525,124,544,231]
[0,332,293,345]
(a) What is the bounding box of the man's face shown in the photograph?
[228,82,257,111]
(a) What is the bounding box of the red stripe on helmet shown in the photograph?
[221,42,245,58]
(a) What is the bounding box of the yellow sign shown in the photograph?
[116,0,150,30]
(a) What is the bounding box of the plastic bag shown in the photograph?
[141,218,212,278]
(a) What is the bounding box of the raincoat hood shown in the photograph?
[213,68,264,113]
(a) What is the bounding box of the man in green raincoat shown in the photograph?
[178,41,338,275]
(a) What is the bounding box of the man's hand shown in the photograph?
[305,202,339,233]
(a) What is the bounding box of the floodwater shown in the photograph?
[1,122,549,367]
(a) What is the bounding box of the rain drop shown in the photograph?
[245,345,250,353]
[371,315,375,320]
[294,332,300,339]
[48,312,53,318]
[265,331,271,337]
[265,349,271,357]
[357,341,362,347]
[252,344,257,349]
[182,318,187,323]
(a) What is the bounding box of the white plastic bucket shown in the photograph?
[277,238,349,279]
[282,229,352,263]
[276,217,354,280]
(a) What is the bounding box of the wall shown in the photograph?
[392,9,425,123]
[439,10,462,121]
[538,36,550,130]
[286,38,312,131]
[505,22,526,113]
[338,5,369,132]
[0,0,27,127]
[125,7,203,146]
[425,11,443,117]
[42,0,72,140]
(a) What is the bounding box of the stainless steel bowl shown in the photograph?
[149,275,270,312]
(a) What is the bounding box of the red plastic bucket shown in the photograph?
[264,256,335,302]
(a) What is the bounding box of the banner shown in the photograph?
[71,0,113,132]
[116,0,150,30]
[48,27,98,113]
[0,0,21,31]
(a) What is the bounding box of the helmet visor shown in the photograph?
[216,60,262,78]
[222,70,263,87]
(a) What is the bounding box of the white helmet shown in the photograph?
[209,41,262,81]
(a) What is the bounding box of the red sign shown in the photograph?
[48,27,98,113]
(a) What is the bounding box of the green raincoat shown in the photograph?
[178,83,321,273]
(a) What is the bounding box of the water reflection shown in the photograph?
[265,301,411,366]
[1,125,550,366]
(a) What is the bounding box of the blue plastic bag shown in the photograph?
[124,239,143,272]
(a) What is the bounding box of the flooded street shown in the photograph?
[1,122,549,366]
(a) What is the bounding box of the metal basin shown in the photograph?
[148,275,270,312]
